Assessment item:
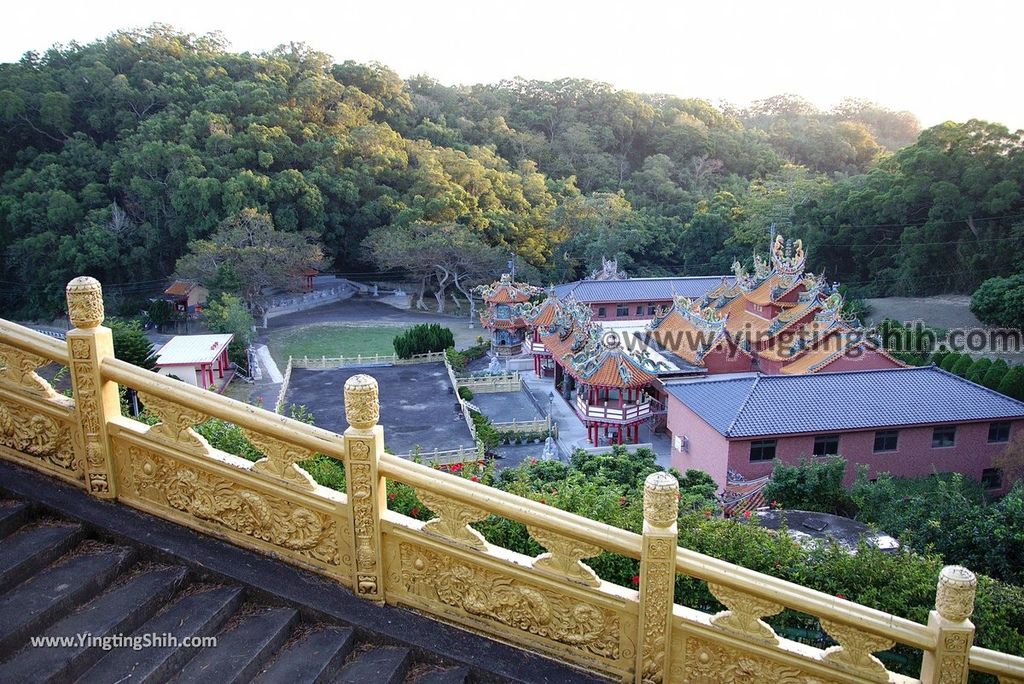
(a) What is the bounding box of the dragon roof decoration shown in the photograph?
[475,273,544,304]
[770,234,806,277]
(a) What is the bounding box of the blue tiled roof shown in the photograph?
[553,276,731,303]
[665,366,1024,438]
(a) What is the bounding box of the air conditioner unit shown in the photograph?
[674,435,690,453]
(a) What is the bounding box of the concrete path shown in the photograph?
[521,372,588,458]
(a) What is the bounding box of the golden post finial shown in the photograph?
[643,471,679,528]
[65,276,104,329]
[935,565,977,622]
[344,374,379,430]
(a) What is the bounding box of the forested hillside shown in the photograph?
[1,26,1022,318]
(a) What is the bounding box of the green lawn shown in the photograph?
[267,324,411,366]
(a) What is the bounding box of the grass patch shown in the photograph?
[267,324,411,366]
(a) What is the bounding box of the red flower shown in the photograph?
[539,498,547,505]
[470,476,479,482]
[631,575,640,586]
[530,457,538,464]
[619,496,627,506]
[836,593,846,600]
[703,510,712,519]
[744,510,752,519]
[387,492,396,502]
[409,506,420,518]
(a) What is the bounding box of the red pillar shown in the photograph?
[207,364,214,388]
[218,350,225,378]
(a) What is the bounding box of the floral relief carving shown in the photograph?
[0,399,79,475]
[708,583,783,644]
[938,656,967,684]
[416,488,489,550]
[819,618,894,681]
[683,636,843,684]
[120,443,340,566]
[138,391,210,453]
[348,439,380,596]
[0,343,59,399]
[398,542,620,660]
[243,429,316,490]
[639,537,674,684]
[71,363,101,436]
[527,525,601,587]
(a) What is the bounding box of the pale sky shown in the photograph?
[3,0,1022,130]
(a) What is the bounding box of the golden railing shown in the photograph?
[0,276,1022,684]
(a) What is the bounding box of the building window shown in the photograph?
[932,425,956,448]
[813,434,840,457]
[635,305,644,315]
[749,439,777,462]
[616,304,629,317]
[647,304,656,315]
[988,421,1011,443]
[873,430,898,452]
[982,467,1003,490]
[597,307,606,318]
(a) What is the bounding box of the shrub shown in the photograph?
[971,273,1024,329]
[982,359,1010,390]
[457,386,474,401]
[951,354,974,377]
[470,410,500,449]
[940,352,963,372]
[393,323,454,358]
[763,457,855,515]
[967,357,993,384]
[998,365,1024,400]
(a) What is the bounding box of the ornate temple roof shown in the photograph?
[476,274,543,304]
[521,296,562,328]
[541,301,661,387]
[649,296,732,364]
[665,366,1024,438]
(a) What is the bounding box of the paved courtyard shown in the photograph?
[470,390,543,423]
[284,363,475,455]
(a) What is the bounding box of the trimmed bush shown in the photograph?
[940,352,963,372]
[457,386,474,401]
[967,357,992,384]
[982,359,1009,390]
[997,365,1024,400]
[951,354,974,377]
[393,323,455,359]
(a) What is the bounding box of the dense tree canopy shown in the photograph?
[1,25,1019,318]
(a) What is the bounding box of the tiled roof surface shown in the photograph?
[164,280,196,297]
[665,366,1024,437]
[553,276,731,303]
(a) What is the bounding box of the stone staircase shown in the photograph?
[0,463,606,684]
[0,500,471,684]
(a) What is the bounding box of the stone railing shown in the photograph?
[454,371,522,393]
[289,351,446,369]
[0,276,1022,684]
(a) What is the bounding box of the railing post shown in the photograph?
[920,566,977,684]
[65,277,119,498]
[343,374,385,604]
[635,472,678,683]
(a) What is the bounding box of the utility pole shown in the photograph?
[508,254,516,280]
[769,222,777,244]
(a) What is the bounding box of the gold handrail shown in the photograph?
[0,321,70,364]
[675,546,934,650]
[969,646,1024,679]
[378,452,643,559]
[101,356,347,461]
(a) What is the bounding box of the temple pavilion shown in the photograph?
[475,274,543,357]
[540,300,666,446]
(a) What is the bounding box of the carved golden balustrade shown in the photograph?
[0,275,1022,684]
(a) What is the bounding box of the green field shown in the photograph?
[267,324,410,366]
